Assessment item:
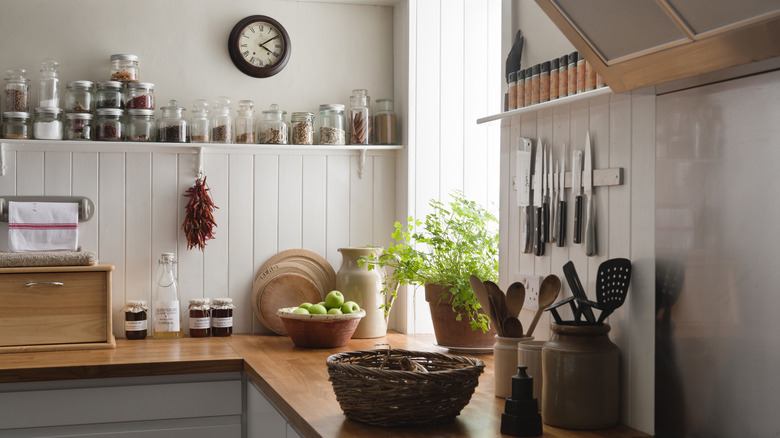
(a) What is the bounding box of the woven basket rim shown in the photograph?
[326,348,485,373]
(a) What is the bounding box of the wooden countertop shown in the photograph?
[0,333,648,438]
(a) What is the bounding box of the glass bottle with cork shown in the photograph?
[152,252,182,339]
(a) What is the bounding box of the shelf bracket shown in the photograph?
[358,149,367,179]
[197,147,205,180]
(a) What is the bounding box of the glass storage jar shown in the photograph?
[211,96,232,143]
[317,104,345,145]
[188,298,211,338]
[2,111,31,139]
[95,81,123,109]
[124,82,154,110]
[38,59,59,108]
[290,112,314,145]
[235,99,256,144]
[64,112,93,140]
[64,80,93,113]
[211,298,234,337]
[110,54,139,82]
[126,109,156,142]
[190,99,210,143]
[348,89,371,145]
[122,300,148,340]
[259,103,288,144]
[157,100,187,143]
[373,98,397,145]
[33,107,63,140]
[4,68,30,112]
[95,108,124,141]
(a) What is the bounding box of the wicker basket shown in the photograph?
[326,349,485,427]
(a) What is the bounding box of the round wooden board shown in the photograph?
[254,272,322,335]
[262,249,337,293]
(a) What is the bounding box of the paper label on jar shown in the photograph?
[155,300,180,332]
[125,320,147,331]
[189,317,210,330]
[212,317,233,328]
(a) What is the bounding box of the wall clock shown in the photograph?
[228,15,291,78]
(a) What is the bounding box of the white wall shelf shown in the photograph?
[477,87,613,124]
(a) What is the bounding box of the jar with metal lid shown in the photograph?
[38,59,59,108]
[373,98,397,145]
[235,100,256,144]
[317,104,345,145]
[348,89,371,145]
[188,298,211,338]
[259,103,288,144]
[211,298,234,337]
[110,54,139,82]
[33,107,63,140]
[190,99,210,143]
[95,108,124,141]
[291,112,314,145]
[126,109,156,142]
[211,96,232,143]
[157,100,187,143]
[64,112,93,140]
[2,111,31,139]
[124,82,154,110]
[95,81,123,109]
[122,300,148,340]
[64,80,94,113]
[4,68,30,112]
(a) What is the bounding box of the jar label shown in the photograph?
[154,300,180,332]
[189,317,210,330]
[212,317,233,328]
[125,320,147,331]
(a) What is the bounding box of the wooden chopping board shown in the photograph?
[261,249,336,293]
[253,272,322,335]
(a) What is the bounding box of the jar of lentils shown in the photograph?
[95,81,123,109]
[126,109,155,142]
[291,112,314,145]
[110,54,139,82]
[2,111,31,139]
[64,112,93,140]
[4,68,30,112]
[64,80,94,113]
[95,108,124,141]
[125,82,154,110]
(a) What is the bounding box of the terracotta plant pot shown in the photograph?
[424,283,496,349]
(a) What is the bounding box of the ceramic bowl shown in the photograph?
[276,307,366,348]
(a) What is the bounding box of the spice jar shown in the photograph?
[524,67,533,107]
[259,103,288,144]
[64,112,93,140]
[64,80,93,113]
[348,89,371,145]
[540,62,550,103]
[235,100,256,144]
[516,69,525,109]
[550,58,560,101]
[110,54,139,82]
[291,112,314,145]
[95,81,123,109]
[95,108,124,141]
[124,82,154,110]
[4,68,30,112]
[33,107,63,140]
[188,298,211,338]
[38,59,59,108]
[122,300,148,340]
[576,52,586,94]
[373,98,397,145]
[508,71,517,111]
[567,51,578,96]
[2,111,31,139]
[126,109,156,142]
[157,100,187,143]
[190,99,210,143]
[531,64,541,105]
[585,60,597,91]
[211,298,234,337]
[558,54,568,100]
[317,104,346,145]
[211,96,232,143]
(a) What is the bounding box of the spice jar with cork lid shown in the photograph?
[373,98,397,145]
[4,68,30,112]
[123,300,148,340]
[188,298,211,338]
[348,89,371,145]
[110,54,139,82]
[157,100,187,143]
[235,100,257,144]
[259,104,288,144]
[211,298,234,337]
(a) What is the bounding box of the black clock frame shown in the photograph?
[228,15,291,78]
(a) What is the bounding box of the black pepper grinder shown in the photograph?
[500,365,543,437]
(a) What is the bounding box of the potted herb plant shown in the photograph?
[361,191,499,348]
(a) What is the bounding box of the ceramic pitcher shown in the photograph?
[336,247,388,338]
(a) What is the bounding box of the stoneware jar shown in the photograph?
[542,322,619,429]
[335,247,386,339]
[519,339,545,407]
[494,335,533,398]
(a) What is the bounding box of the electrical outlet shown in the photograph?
[515,272,543,311]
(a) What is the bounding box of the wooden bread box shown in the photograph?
[0,264,115,353]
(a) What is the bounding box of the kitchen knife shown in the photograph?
[533,139,545,256]
[584,131,597,256]
[572,149,583,244]
[551,158,559,243]
[542,143,550,244]
[517,137,533,253]
[548,144,556,243]
[557,142,567,247]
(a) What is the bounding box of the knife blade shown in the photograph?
[557,142,567,247]
[572,149,584,244]
[517,137,533,253]
[551,158,559,243]
[548,144,555,243]
[533,139,545,256]
[584,131,597,256]
[541,143,550,244]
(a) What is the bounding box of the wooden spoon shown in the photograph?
[503,316,524,338]
[526,274,562,337]
[506,282,526,318]
[487,294,504,337]
[484,280,508,326]
[468,274,491,315]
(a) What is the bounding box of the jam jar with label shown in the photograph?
[188,298,211,337]
[211,298,234,337]
[123,300,149,340]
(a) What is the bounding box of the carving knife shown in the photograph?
[548,144,556,243]
[542,143,550,244]
[533,139,545,256]
[572,149,583,244]
[551,158,559,243]
[517,137,533,253]
[584,131,597,256]
[557,142,567,247]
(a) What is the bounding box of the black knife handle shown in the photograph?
[573,195,583,244]
[557,200,567,247]
[534,207,544,256]
[542,201,550,243]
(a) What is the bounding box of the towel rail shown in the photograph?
[0,196,94,222]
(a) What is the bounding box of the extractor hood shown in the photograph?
[536,0,780,93]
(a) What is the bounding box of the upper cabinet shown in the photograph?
[536,0,780,93]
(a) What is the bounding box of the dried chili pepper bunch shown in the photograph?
[182,176,218,251]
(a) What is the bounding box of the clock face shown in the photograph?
[229,15,291,78]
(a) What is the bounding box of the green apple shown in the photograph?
[324,290,345,309]
[308,304,327,315]
[298,302,313,310]
[317,301,326,308]
[292,307,310,314]
[341,301,361,314]
[327,308,343,315]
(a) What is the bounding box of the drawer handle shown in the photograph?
[25,281,64,287]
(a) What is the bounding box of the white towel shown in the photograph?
[8,202,79,252]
